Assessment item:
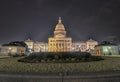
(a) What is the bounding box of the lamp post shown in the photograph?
[38,46,41,52]
[8,47,12,56]
[44,44,46,52]
[108,47,112,55]
[72,47,75,52]
[79,45,81,52]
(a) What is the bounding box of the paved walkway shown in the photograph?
[0,71,120,82]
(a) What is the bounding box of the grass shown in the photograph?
[0,56,120,74]
[104,54,120,57]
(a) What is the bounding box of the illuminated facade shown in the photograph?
[72,41,87,52]
[34,42,48,52]
[24,18,98,53]
[25,39,34,49]
[25,39,48,53]
[86,39,98,50]
[72,39,98,52]
[95,41,119,56]
[0,46,26,56]
[48,17,72,52]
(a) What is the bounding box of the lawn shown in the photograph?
[0,56,120,74]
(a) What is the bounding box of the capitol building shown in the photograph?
[25,17,98,53]
[48,17,72,52]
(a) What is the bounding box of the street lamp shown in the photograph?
[9,47,12,50]
[79,45,81,52]
[38,45,41,52]
[72,47,75,52]
[8,47,12,56]
[108,47,112,55]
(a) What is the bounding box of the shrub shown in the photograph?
[18,52,104,63]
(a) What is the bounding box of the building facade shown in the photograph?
[34,42,48,52]
[72,41,86,52]
[24,18,98,53]
[72,39,98,52]
[95,41,119,56]
[24,39,34,49]
[25,39,48,53]
[86,39,98,51]
[48,17,72,52]
[0,46,26,56]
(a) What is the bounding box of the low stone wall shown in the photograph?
[0,71,120,82]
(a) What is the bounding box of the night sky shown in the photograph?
[0,0,120,44]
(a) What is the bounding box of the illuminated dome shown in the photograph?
[54,17,66,38]
[55,17,65,31]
